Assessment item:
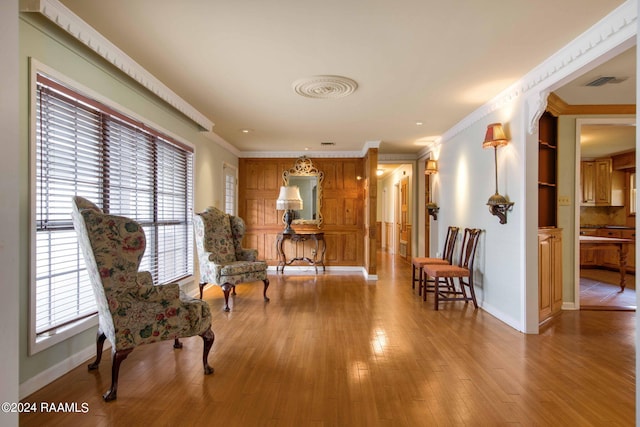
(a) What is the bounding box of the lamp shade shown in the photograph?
[276,186,303,210]
[424,159,438,175]
[482,123,508,149]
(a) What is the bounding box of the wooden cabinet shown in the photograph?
[597,228,622,267]
[539,228,562,323]
[612,151,636,170]
[579,228,599,266]
[538,112,558,227]
[580,158,624,206]
[580,161,596,205]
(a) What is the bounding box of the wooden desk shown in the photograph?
[579,236,633,291]
[276,232,326,273]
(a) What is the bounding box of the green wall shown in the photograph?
[19,14,237,387]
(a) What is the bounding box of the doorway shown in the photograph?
[541,45,637,318]
[575,118,636,311]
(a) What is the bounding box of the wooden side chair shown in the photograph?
[71,196,215,401]
[423,228,482,310]
[411,226,459,297]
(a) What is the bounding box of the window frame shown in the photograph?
[28,59,196,355]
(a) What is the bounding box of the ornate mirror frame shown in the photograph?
[283,156,324,228]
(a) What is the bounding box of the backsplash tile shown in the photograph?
[580,206,626,226]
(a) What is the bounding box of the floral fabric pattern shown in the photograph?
[194,207,268,286]
[71,196,212,351]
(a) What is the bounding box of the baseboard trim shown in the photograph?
[19,341,111,400]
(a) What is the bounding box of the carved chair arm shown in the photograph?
[110,272,181,302]
[136,281,181,302]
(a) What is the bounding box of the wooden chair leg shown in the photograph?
[200,327,215,375]
[199,282,206,299]
[263,278,270,302]
[88,331,107,370]
[221,283,233,311]
[465,277,478,308]
[103,348,133,402]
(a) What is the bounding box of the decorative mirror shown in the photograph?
[283,157,324,228]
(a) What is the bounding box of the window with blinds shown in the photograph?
[34,73,194,341]
[223,163,237,215]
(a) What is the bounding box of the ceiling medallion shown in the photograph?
[292,75,358,99]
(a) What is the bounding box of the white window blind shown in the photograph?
[35,73,194,337]
[223,163,237,215]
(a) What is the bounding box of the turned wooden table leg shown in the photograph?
[618,243,628,292]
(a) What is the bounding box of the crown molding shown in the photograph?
[20,0,214,132]
[238,150,365,159]
[441,0,636,141]
[239,140,382,158]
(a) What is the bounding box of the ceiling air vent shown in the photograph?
[320,141,336,146]
[584,76,628,87]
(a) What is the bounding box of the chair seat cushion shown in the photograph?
[412,257,449,267]
[424,264,470,278]
[219,260,268,277]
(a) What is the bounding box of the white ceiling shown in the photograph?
[58,0,629,156]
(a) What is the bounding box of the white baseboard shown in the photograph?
[267,265,377,280]
[19,341,111,400]
[478,301,523,332]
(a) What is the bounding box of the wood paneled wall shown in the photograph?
[238,157,367,266]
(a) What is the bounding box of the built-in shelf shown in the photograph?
[538,111,558,228]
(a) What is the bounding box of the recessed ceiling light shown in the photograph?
[240,129,252,133]
[416,122,423,126]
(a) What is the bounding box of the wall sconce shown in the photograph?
[483,123,514,224]
[276,186,303,234]
[424,159,439,220]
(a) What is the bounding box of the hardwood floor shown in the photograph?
[21,253,635,426]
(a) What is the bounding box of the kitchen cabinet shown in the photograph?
[579,228,599,266]
[539,228,562,323]
[580,158,624,206]
[597,228,623,267]
[580,161,596,205]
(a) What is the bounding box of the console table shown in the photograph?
[276,232,326,273]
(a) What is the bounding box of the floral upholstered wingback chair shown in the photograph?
[71,196,215,401]
[194,207,269,311]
